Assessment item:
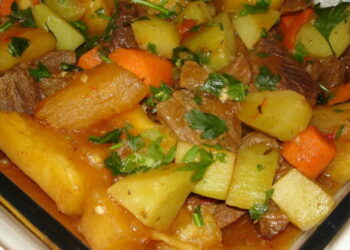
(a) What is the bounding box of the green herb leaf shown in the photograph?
[335,124,345,140]
[147,43,157,54]
[255,66,281,91]
[317,84,334,105]
[10,3,36,28]
[193,93,203,105]
[95,7,112,21]
[249,189,274,221]
[8,37,29,58]
[193,205,205,227]
[61,62,84,72]
[260,27,268,38]
[131,0,177,19]
[314,3,350,56]
[185,109,228,140]
[28,63,51,82]
[293,42,308,63]
[240,0,270,16]
[89,129,123,144]
[98,49,113,63]
[0,21,14,32]
[145,83,173,109]
[333,108,344,113]
[201,73,247,102]
[172,46,210,68]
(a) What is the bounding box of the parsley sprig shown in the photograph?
[193,205,205,227]
[145,83,173,110]
[249,189,274,221]
[10,3,36,28]
[172,46,211,68]
[8,37,29,58]
[185,109,228,140]
[255,66,281,91]
[314,3,350,56]
[28,63,51,82]
[131,0,177,19]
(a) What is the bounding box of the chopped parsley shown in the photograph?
[256,164,264,171]
[131,0,177,19]
[249,189,274,221]
[28,63,51,82]
[193,93,203,105]
[193,205,205,227]
[201,73,247,102]
[95,7,112,21]
[314,3,350,56]
[260,28,268,38]
[147,43,157,54]
[61,62,84,72]
[0,21,14,32]
[145,83,173,109]
[333,108,344,113]
[317,84,334,104]
[293,42,308,63]
[185,109,228,140]
[239,0,270,16]
[335,124,345,140]
[172,46,211,68]
[89,129,123,144]
[71,20,88,34]
[255,66,281,91]
[98,49,113,63]
[10,3,36,28]
[8,37,30,58]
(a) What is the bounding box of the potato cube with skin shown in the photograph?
[237,90,312,141]
[272,169,335,231]
[175,141,235,200]
[108,164,195,231]
[226,143,279,209]
[132,16,180,58]
[325,141,350,183]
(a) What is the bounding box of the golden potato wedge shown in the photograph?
[325,141,350,183]
[0,112,108,215]
[35,63,149,130]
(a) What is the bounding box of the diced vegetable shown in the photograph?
[80,0,114,35]
[272,169,335,231]
[109,48,173,87]
[79,188,151,250]
[108,164,195,230]
[325,141,350,183]
[0,27,56,73]
[226,143,279,209]
[281,126,337,179]
[280,9,314,51]
[77,47,102,70]
[328,83,350,105]
[0,112,108,215]
[35,63,149,130]
[44,0,86,21]
[296,17,350,58]
[176,1,212,24]
[175,141,236,200]
[214,0,284,12]
[183,12,235,71]
[32,3,85,50]
[311,104,350,141]
[16,0,40,9]
[0,0,15,16]
[237,90,312,141]
[132,16,180,58]
[233,8,281,49]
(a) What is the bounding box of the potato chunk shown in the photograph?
[272,169,335,231]
[226,143,279,209]
[175,141,235,200]
[325,141,350,183]
[35,63,149,130]
[108,164,194,230]
[79,188,151,250]
[237,90,312,141]
[0,112,107,215]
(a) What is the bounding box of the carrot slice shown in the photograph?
[77,47,102,70]
[109,48,173,87]
[282,8,314,51]
[0,0,15,16]
[328,83,350,105]
[281,126,337,179]
[279,14,296,33]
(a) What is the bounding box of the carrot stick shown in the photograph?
[279,14,296,34]
[328,83,350,105]
[281,126,337,179]
[0,0,15,16]
[109,48,173,87]
[282,8,314,51]
[77,47,102,70]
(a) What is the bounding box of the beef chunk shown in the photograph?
[179,61,210,91]
[259,201,289,239]
[108,0,139,51]
[0,66,39,113]
[253,33,319,105]
[305,57,346,89]
[340,46,350,82]
[156,90,241,151]
[281,0,309,14]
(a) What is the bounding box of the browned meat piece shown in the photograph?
[108,1,139,51]
[259,201,289,239]
[340,46,350,82]
[213,204,245,229]
[305,57,346,89]
[39,50,76,72]
[240,132,280,152]
[281,0,309,14]
[0,66,39,114]
[253,34,319,105]
[179,61,210,91]
[156,90,241,151]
